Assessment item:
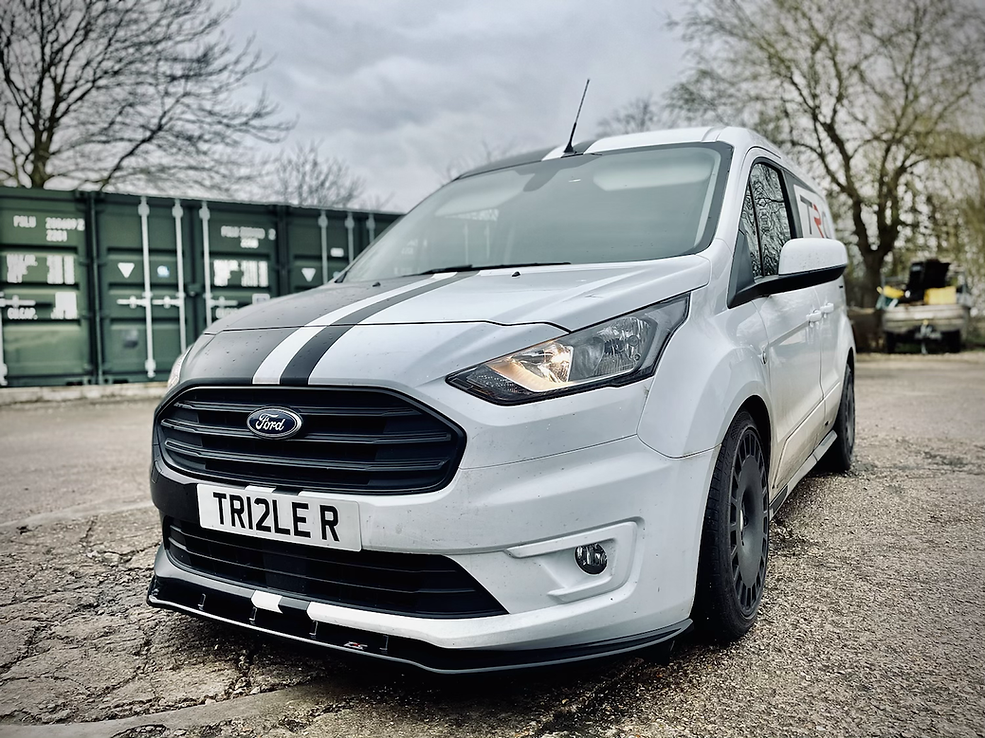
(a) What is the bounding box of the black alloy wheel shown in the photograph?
[731,428,769,616]
[825,363,855,472]
[694,411,769,641]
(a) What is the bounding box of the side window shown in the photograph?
[749,163,792,277]
[739,184,762,279]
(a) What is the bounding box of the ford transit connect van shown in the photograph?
[148,127,855,672]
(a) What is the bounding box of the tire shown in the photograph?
[824,363,855,473]
[884,332,897,353]
[943,331,962,353]
[693,411,769,642]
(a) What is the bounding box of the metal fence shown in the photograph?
[0,187,401,387]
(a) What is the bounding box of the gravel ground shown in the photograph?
[0,353,982,738]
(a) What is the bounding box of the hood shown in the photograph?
[180,258,709,388]
[206,256,711,335]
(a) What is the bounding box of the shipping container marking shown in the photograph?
[10,214,85,244]
[1,294,38,320]
[213,259,269,288]
[4,254,76,285]
[219,225,276,249]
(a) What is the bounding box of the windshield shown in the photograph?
[343,143,730,283]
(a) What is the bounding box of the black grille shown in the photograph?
[164,518,505,619]
[157,386,465,494]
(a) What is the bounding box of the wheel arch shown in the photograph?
[736,395,772,469]
[691,395,771,640]
[637,295,773,459]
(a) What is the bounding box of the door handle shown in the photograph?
[807,309,823,323]
[820,302,835,314]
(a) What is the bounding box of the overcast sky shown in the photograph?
[225,1,688,211]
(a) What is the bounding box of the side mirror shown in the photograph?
[779,237,848,275]
[729,237,848,308]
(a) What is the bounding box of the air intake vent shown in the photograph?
[165,518,505,619]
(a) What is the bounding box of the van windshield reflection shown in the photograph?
[342,145,728,283]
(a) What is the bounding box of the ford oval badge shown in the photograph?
[246,407,303,440]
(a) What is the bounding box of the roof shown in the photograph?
[457,126,820,193]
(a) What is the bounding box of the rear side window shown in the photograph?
[749,163,793,277]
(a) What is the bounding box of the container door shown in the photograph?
[0,191,92,386]
[283,207,357,292]
[190,202,279,333]
[96,194,192,383]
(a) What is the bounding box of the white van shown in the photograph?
[148,127,855,672]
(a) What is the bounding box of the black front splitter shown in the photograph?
[147,546,691,674]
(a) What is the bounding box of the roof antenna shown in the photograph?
[563,79,590,156]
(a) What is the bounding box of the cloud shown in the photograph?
[228,0,685,209]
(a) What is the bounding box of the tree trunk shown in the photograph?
[29,150,50,188]
[858,250,888,308]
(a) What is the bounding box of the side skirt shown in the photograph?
[769,429,837,519]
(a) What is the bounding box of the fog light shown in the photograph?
[574,543,607,575]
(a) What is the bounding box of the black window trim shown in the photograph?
[741,181,764,278]
[727,156,800,309]
[748,159,796,280]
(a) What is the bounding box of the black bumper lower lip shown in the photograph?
[147,545,691,674]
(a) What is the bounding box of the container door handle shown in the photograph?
[807,309,823,323]
[820,302,835,315]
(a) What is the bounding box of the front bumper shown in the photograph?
[150,431,717,671]
[148,546,690,673]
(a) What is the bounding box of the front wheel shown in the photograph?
[693,411,769,642]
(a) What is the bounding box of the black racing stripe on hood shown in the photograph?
[279,325,349,387]
[187,327,300,383]
[206,277,430,332]
[279,273,476,386]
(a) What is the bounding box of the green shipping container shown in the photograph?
[0,185,402,387]
[0,190,92,386]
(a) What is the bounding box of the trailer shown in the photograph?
[879,260,972,353]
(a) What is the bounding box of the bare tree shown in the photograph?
[596,96,669,137]
[915,156,985,305]
[665,0,985,306]
[263,141,365,209]
[357,191,396,211]
[0,0,291,193]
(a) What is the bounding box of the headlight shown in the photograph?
[448,295,688,404]
[167,347,191,390]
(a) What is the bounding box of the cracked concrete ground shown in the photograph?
[0,353,983,738]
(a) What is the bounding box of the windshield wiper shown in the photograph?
[412,262,570,276]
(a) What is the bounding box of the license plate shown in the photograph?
[196,483,361,551]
